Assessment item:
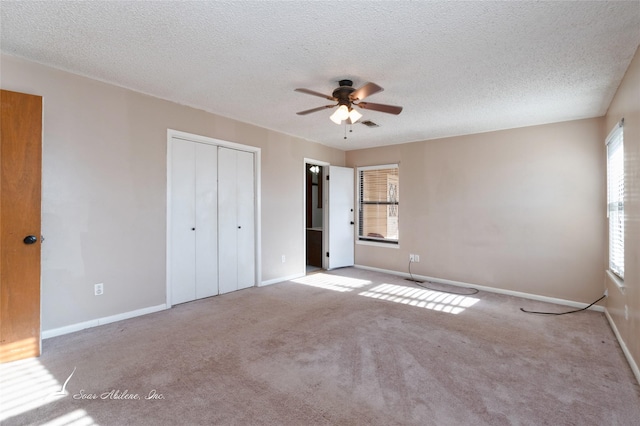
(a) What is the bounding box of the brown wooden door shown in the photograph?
[0,89,42,363]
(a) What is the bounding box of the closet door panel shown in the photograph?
[195,143,219,299]
[170,139,196,305]
[217,147,238,294]
[236,150,255,289]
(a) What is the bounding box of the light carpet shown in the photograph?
[1,267,639,425]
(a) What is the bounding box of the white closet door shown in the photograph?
[218,147,238,294]
[195,143,218,298]
[236,150,255,289]
[218,147,255,294]
[170,139,197,305]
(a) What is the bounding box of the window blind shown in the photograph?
[606,121,624,279]
[358,165,399,243]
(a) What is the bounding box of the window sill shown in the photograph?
[606,270,625,294]
[357,240,399,249]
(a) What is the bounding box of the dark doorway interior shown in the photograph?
[305,164,323,269]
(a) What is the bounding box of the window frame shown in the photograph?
[356,164,400,247]
[606,120,624,281]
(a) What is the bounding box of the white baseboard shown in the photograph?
[43,271,308,339]
[261,272,305,286]
[42,304,167,339]
[354,264,605,312]
[604,309,640,385]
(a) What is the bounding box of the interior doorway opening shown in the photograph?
[303,160,355,274]
[305,161,327,273]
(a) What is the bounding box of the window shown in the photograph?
[606,120,624,279]
[358,164,399,244]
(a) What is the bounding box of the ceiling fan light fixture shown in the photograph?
[348,108,362,123]
[329,112,343,125]
[330,104,350,124]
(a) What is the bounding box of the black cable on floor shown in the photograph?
[407,261,479,296]
[520,294,606,316]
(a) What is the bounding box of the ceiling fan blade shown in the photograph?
[295,88,335,100]
[297,105,335,115]
[350,82,383,101]
[356,102,403,115]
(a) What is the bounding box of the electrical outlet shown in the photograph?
[409,254,420,263]
[604,288,608,297]
[94,283,104,296]
[281,255,286,263]
[625,305,629,321]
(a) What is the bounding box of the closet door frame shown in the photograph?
[166,129,261,308]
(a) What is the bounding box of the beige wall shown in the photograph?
[346,118,606,303]
[605,45,640,376]
[2,49,632,366]
[1,54,344,331]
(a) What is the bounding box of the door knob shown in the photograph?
[23,235,38,244]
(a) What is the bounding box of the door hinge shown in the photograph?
[326,175,329,181]
[326,252,329,257]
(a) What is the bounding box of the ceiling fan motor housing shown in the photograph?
[333,80,355,106]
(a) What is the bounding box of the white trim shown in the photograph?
[166,134,173,307]
[261,272,305,286]
[357,163,399,171]
[356,239,400,249]
[605,119,624,145]
[42,304,167,339]
[166,129,262,308]
[169,129,259,154]
[604,308,640,385]
[354,264,605,312]
[606,269,626,294]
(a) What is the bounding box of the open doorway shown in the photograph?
[304,159,355,274]
[305,160,327,273]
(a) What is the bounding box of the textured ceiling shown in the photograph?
[1,1,639,150]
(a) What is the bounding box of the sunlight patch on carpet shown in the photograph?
[0,358,96,424]
[0,357,62,421]
[358,283,480,314]
[292,273,371,292]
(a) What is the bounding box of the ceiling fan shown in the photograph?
[295,80,403,125]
